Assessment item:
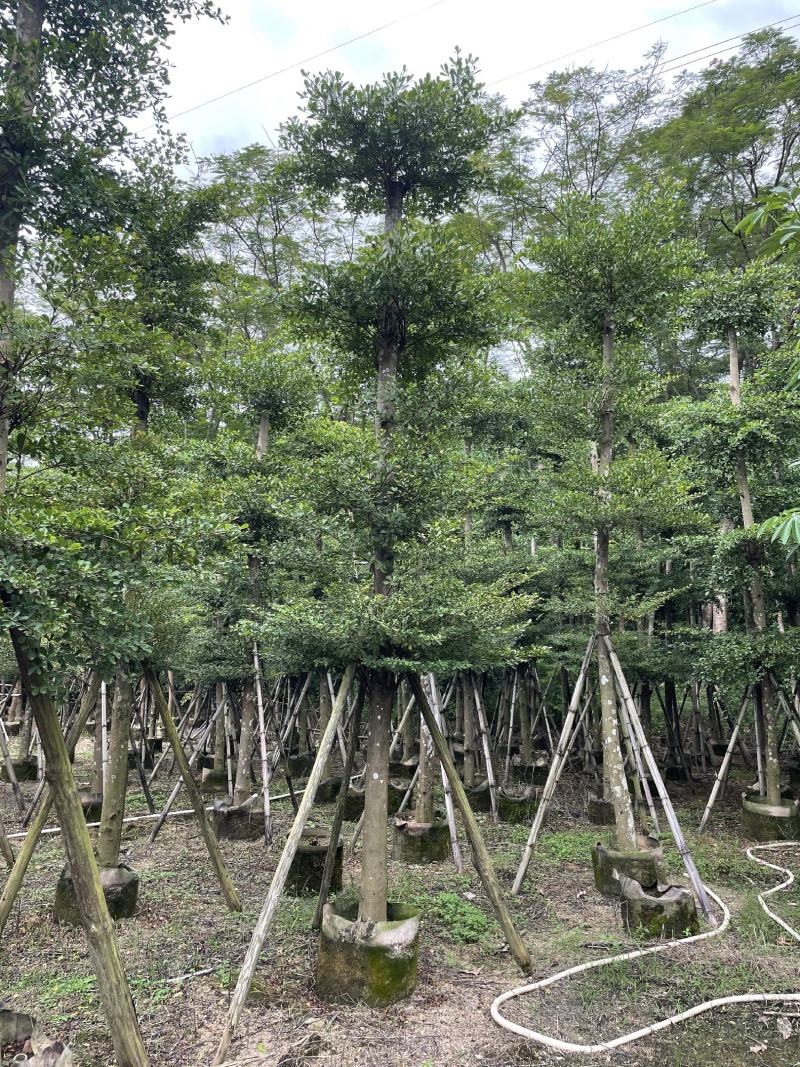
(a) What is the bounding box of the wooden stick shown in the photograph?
[472,675,498,821]
[312,680,365,931]
[0,812,15,868]
[149,703,220,842]
[512,636,595,894]
[11,633,150,1067]
[602,637,714,924]
[503,669,518,784]
[128,725,156,815]
[407,673,531,974]
[146,669,241,913]
[252,645,273,844]
[212,664,356,1065]
[428,674,464,873]
[0,713,25,815]
[389,694,415,757]
[698,689,749,834]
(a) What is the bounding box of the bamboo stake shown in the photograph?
[128,726,156,815]
[407,674,531,974]
[0,713,25,815]
[698,689,750,834]
[472,675,498,820]
[10,634,150,1067]
[146,669,241,913]
[100,680,109,793]
[0,813,14,868]
[212,664,356,1066]
[503,669,518,784]
[603,638,714,924]
[389,694,415,757]
[428,674,464,874]
[312,681,365,931]
[512,636,595,894]
[149,702,221,842]
[252,644,272,843]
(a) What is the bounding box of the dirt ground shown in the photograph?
[2,744,800,1067]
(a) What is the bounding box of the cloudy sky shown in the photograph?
[131,0,799,157]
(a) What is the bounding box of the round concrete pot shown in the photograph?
[466,779,493,813]
[587,794,615,826]
[741,792,800,842]
[2,756,37,783]
[316,896,420,1006]
[619,875,699,938]
[498,787,539,825]
[314,777,343,805]
[200,765,234,793]
[392,818,451,863]
[212,801,264,841]
[389,758,419,780]
[54,862,139,926]
[286,825,342,896]
[79,790,104,822]
[591,834,665,896]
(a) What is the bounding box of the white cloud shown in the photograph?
[131,0,798,157]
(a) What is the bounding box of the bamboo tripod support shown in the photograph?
[512,636,595,894]
[212,664,356,1066]
[407,673,532,975]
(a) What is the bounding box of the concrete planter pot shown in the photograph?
[741,792,800,842]
[392,818,451,863]
[286,826,342,896]
[2,756,37,782]
[587,794,615,826]
[200,766,234,793]
[498,787,539,825]
[79,790,104,822]
[316,897,420,1006]
[54,862,139,925]
[314,777,343,805]
[619,875,699,938]
[591,834,665,895]
[0,1006,35,1054]
[467,779,493,813]
[212,801,264,841]
[389,759,419,780]
[287,751,315,776]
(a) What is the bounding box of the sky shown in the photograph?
[130,0,799,158]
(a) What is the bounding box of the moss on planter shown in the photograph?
[498,788,539,825]
[314,777,343,805]
[200,765,234,793]
[212,801,264,841]
[619,875,699,938]
[286,826,342,896]
[467,779,492,813]
[741,793,800,842]
[54,862,139,926]
[591,834,665,895]
[316,895,420,1006]
[587,794,615,826]
[1,756,37,782]
[392,818,451,863]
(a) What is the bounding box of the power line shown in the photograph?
[657,11,800,75]
[489,0,725,87]
[136,0,449,132]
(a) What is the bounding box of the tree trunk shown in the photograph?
[594,314,636,851]
[728,325,780,804]
[414,715,435,824]
[318,668,333,777]
[359,670,393,923]
[213,681,226,772]
[233,681,256,807]
[0,0,45,494]
[462,675,476,788]
[10,630,149,1066]
[97,672,133,869]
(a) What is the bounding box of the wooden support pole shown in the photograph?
[0,813,15,868]
[512,636,595,894]
[471,675,498,820]
[0,673,100,933]
[312,681,365,931]
[146,669,241,913]
[602,637,714,924]
[407,673,532,975]
[698,689,750,834]
[11,632,150,1067]
[428,673,464,874]
[0,714,25,814]
[252,644,272,843]
[212,664,356,1066]
[149,702,220,842]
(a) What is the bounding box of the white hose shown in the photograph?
[491,844,800,1054]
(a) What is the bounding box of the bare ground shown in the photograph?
[2,747,800,1067]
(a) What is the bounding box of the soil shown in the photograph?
[2,745,800,1067]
